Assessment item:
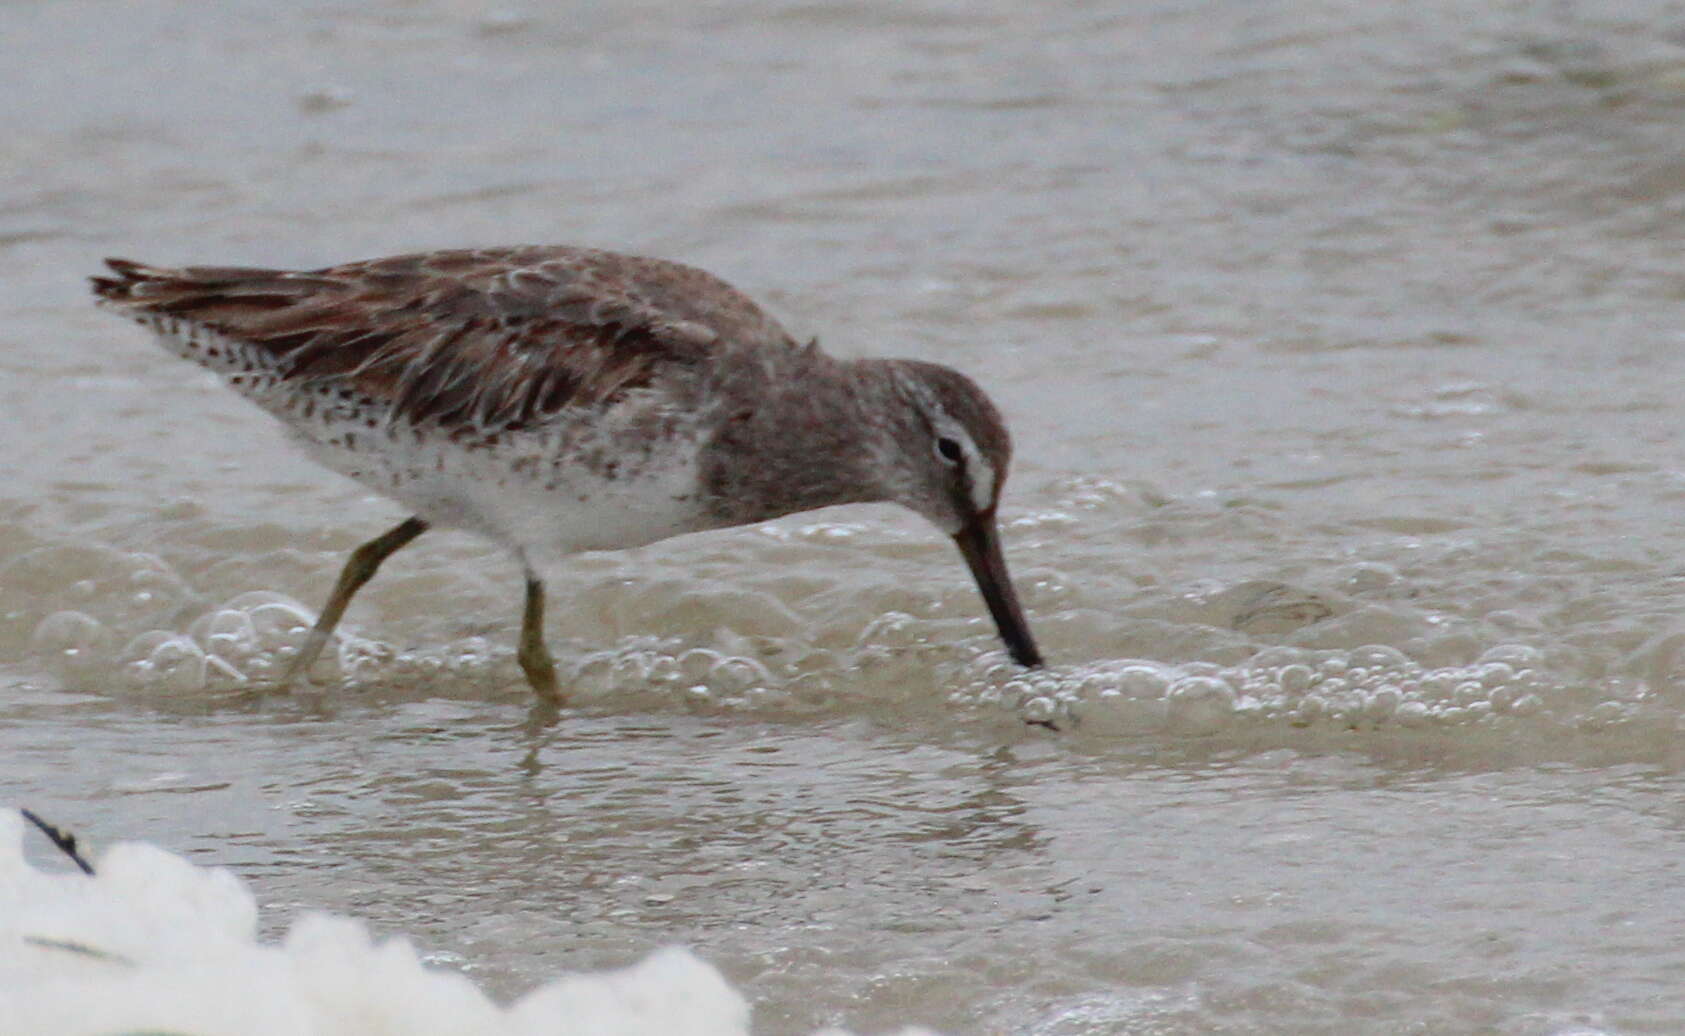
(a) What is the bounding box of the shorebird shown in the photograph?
[91,246,1044,702]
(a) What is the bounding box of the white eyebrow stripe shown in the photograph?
[971,470,994,512]
[965,445,995,512]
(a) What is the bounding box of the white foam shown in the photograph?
[946,637,1582,739]
[0,811,933,1036]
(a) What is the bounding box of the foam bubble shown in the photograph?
[1165,675,1237,733]
[29,610,115,675]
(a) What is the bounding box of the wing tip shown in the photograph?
[90,257,169,303]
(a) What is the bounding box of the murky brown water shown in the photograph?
[7,0,1685,1032]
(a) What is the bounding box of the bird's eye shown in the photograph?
[935,437,964,465]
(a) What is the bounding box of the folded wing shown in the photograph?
[92,246,796,432]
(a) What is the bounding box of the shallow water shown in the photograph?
[6,0,1685,1031]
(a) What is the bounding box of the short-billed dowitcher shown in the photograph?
[92,246,1043,701]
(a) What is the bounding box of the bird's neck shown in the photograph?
[696,352,907,527]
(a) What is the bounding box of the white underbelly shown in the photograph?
[282,408,712,560]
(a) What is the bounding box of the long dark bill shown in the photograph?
[953,513,1044,668]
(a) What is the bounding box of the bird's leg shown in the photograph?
[284,517,429,686]
[517,570,563,703]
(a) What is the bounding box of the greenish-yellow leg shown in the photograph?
[518,572,563,703]
[284,516,429,686]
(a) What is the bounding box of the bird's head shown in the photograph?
[874,359,1043,669]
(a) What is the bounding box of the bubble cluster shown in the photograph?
[36,591,321,695]
[951,642,1563,736]
[3,545,194,640]
[563,641,793,709]
[8,558,1585,734]
[23,577,853,708]
[2,532,1667,745]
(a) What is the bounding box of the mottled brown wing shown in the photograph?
[91,246,796,431]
